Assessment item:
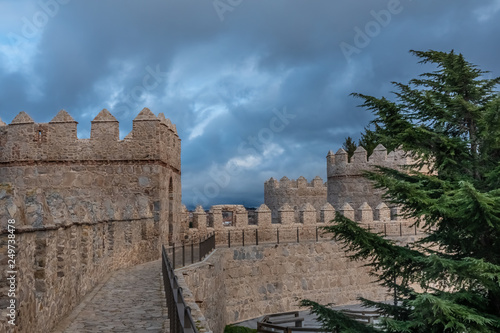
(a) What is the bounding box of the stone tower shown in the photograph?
[0,108,182,333]
[326,144,412,211]
[264,176,327,222]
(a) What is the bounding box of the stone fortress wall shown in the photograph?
[179,241,409,332]
[179,144,424,331]
[183,144,421,247]
[327,144,414,212]
[264,176,327,223]
[0,108,183,333]
[0,104,424,333]
[186,199,419,247]
[261,144,415,225]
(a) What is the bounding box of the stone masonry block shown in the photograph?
[278,203,294,225]
[357,202,373,223]
[339,203,354,221]
[320,203,335,223]
[193,205,207,232]
[375,202,391,222]
[255,204,272,227]
[299,203,316,225]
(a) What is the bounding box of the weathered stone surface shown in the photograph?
[210,205,247,229]
[339,202,355,220]
[90,109,119,140]
[134,107,157,121]
[186,201,423,247]
[327,144,415,211]
[50,110,77,123]
[255,204,272,227]
[52,260,168,333]
[335,148,348,162]
[11,111,35,124]
[179,242,393,331]
[0,108,182,333]
[265,176,327,223]
[299,203,316,225]
[264,144,419,228]
[320,202,335,223]
[376,202,391,222]
[370,144,387,162]
[92,109,118,122]
[357,202,373,223]
[352,146,367,163]
[278,203,294,225]
[193,205,208,232]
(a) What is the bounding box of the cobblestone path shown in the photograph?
[53,260,168,333]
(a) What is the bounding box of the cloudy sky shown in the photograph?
[1,0,499,209]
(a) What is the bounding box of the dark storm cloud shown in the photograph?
[1,0,500,209]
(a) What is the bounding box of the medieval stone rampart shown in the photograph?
[326,144,412,211]
[178,238,423,331]
[264,176,327,222]
[185,202,421,246]
[0,108,182,333]
[263,145,419,224]
[175,144,425,331]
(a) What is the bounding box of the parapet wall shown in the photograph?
[0,108,180,172]
[0,108,182,333]
[264,176,327,222]
[327,144,414,211]
[179,241,411,331]
[186,202,420,246]
[263,145,426,226]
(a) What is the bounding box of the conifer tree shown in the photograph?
[358,126,378,158]
[343,127,379,162]
[303,50,500,332]
[342,136,358,162]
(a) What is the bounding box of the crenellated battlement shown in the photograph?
[261,145,418,228]
[0,107,184,333]
[264,175,326,189]
[185,202,421,245]
[326,144,412,179]
[326,144,418,212]
[264,176,327,222]
[0,108,181,172]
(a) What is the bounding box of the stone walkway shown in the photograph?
[53,260,168,333]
